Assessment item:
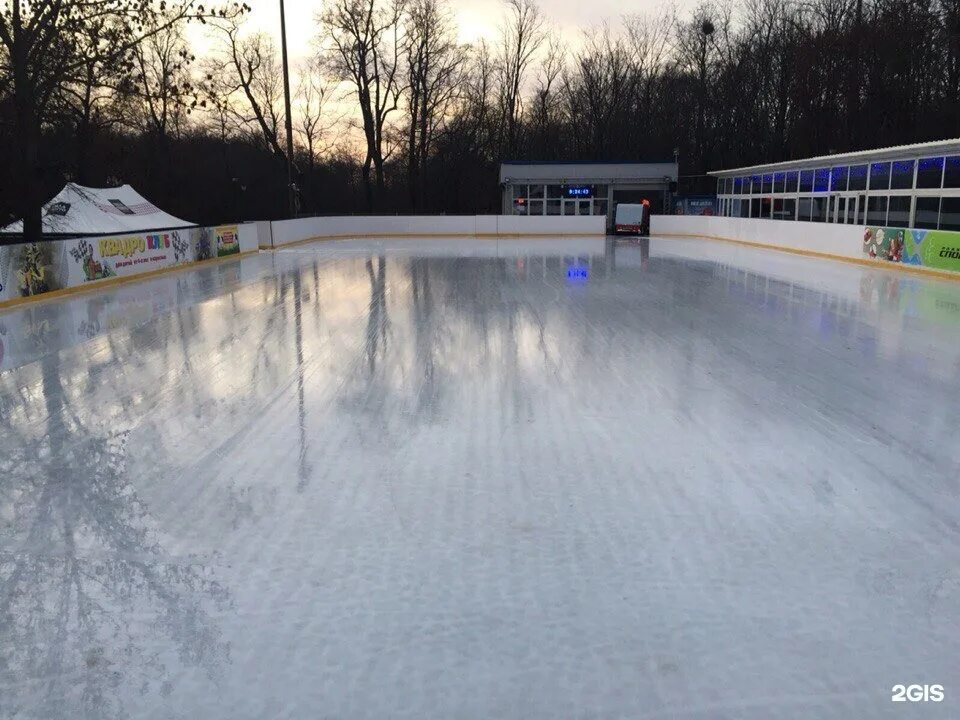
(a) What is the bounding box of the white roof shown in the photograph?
[709,137,960,176]
[2,183,195,235]
[500,161,678,183]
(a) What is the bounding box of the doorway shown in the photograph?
[563,199,594,216]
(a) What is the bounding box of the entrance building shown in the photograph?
[500,161,678,230]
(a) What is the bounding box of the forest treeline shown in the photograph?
[2,0,960,237]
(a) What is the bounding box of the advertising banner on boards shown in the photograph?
[62,229,194,286]
[863,226,960,273]
[673,196,717,216]
[0,225,249,307]
[0,242,63,303]
[214,225,240,257]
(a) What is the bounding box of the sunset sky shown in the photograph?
[192,0,693,151]
[240,0,678,62]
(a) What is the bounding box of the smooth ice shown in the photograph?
[1,236,959,719]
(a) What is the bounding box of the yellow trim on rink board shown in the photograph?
[0,249,259,311]
[654,232,960,283]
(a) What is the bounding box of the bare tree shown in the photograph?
[320,0,406,209]
[57,17,131,184]
[496,0,545,155]
[562,26,637,158]
[0,0,248,242]
[129,14,196,143]
[531,33,564,132]
[403,0,464,209]
[295,64,338,173]
[207,20,288,162]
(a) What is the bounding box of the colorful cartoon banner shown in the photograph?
[214,225,240,257]
[864,226,960,273]
[0,242,63,302]
[62,229,195,286]
[0,224,258,307]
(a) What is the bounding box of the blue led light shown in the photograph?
[567,266,589,280]
[566,186,592,197]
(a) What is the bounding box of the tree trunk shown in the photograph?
[13,48,43,243]
[362,154,374,211]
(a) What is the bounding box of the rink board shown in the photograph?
[0,224,258,306]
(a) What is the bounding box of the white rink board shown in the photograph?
[269,215,606,247]
[652,215,864,259]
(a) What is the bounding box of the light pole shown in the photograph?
[279,0,296,217]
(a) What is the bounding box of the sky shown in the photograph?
[240,0,668,63]
[192,0,689,153]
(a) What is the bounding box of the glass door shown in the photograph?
[835,196,847,223]
[577,199,592,215]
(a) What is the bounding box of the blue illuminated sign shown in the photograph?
[567,266,589,280]
[566,186,592,198]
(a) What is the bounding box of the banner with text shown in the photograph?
[864,226,960,273]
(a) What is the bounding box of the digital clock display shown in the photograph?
[566,186,592,198]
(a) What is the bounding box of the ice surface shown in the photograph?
[1,236,959,719]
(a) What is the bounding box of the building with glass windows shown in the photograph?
[500,161,678,229]
[711,139,960,230]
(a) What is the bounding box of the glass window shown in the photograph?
[867,196,888,225]
[811,196,828,222]
[733,177,743,194]
[813,168,830,192]
[546,199,561,215]
[740,199,751,218]
[830,166,848,192]
[848,164,868,190]
[798,196,813,221]
[944,157,960,188]
[887,196,910,226]
[783,198,796,220]
[740,176,751,193]
[513,185,528,199]
[940,197,960,230]
[529,184,545,198]
[751,175,762,194]
[750,198,761,217]
[856,195,866,224]
[762,173,773,194]
[890,160,915,189]
[773,198,794,220]
[592,199,607,217]
[799,170,814,192]
[528,199,544,215]
[869,162,891,190]
[547,185,564,198]
[916,157,944,189]
[915,197,940,229]
[773,172,786,193]
[785,170,799,193]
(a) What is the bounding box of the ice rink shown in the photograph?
[1,236,959,719]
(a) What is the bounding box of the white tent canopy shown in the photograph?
[2,183,196,236]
